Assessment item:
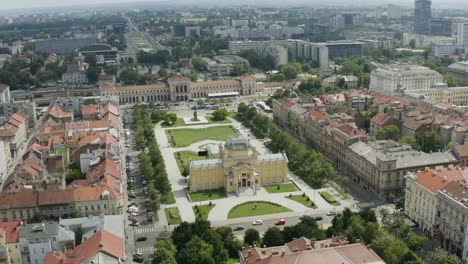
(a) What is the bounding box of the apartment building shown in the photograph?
[0,221,22,264]
[404,86,468,106]
[201,55,250,76]
[370,64,444,96]
[436,179,468,259]
[0,113,28,157]
[19,223,75,264]
[287,40,329,68]
[100,75,263,104]
[228,40,288,67]
[405,167,467,236]
[347,140,458,198]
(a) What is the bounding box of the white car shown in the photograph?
[326,211,337,216]
[252,219,263,225]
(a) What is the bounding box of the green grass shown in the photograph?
[326,180,349,199]
[162,192,176,205]
[228,201,292,219]
[190,188,227,202]
[167,126,235,147]
[319,191,341,206]
[162,117,231,128]
[286,194,317,208]
[174,151,206,173]
[162,118,186,127]
[264,183,300,193]
[193,204,215,220]
[165,207,182,225]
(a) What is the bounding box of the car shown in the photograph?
[252,219,263,225]
[133,253,143,258]
[275,219,286,225]
[232,226,244,231]
[136,237,147,242]
[147,215,153,222]
[142,180,147,185]
[314,216,324,221]
[130,222,140,227]
[133,256,144,263]
[326,211,337,216]
[146,206,152,212]
[128,193,136,198]
[128,203,137,208]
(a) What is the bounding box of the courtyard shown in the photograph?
[153,109,356,224]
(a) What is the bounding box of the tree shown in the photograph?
[404,232,427,252]
[232,64,248,76]
[86,66,101,83]
[244,228,260,246]
[376,125,401,141]
[66,168,83,184]
[262,227,284,247]
[119,69,139,85]
[281,65,298,80]
[191,57,204,71]
[427,248,461,264]
[201,229,228,264]
[212,109,228,121]
[269,73,285,82]
[176,236,215,264]
[298,78,322,95]
[151,111,165,123]
[153,239,177,264]
[163,113,177,126]
[85,54,97,67]
[445,75,459,87]
[189,73,198,82]
[400,136,418,149]
[416,131,441,152]
[216,227,242,258]
[83,98,98,105]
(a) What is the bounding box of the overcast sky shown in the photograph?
[2,0,468,11]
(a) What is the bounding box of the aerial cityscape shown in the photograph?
[0,0,467,263]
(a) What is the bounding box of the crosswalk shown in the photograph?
[134,227,156,234]
[136,246,155,254]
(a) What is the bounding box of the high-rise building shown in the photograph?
[414,0,431,34]
[456,22,468,46]
[387,4,402,19]
[431,17,452,36]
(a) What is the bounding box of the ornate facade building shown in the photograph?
[100,75,264,104]
[188,134,288,194]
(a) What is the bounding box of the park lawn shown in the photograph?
[165,207,182,225]
[319,191,341,206]
[190,188,227,202]
[326,180,349,199]
[161,118,186,127]
[162,192,176,205]
[226,259,238,264]
[286,194,317,208]
[193,204,215,221]
[167,126,235,147]
[174,151,206,173]
[228,201,292,219]
[264,183,300,193]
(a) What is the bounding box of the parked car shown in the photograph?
[136,237,147,242]
[232,226,244,231]
[128,193,136,198]
[326,211,337,216]
[252,219,263,225]
[275,219,286,225]
[130,222,140,227]
[133,253,143,258]
[314,216,324,221]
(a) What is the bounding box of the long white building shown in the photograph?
[369,64,444,96]
[456,22,468,46]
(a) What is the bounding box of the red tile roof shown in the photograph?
[49,104,73,119]
[81,105,100,117]
[309,111,328,122]
[0,191,38,209]
[44,230,125,264]
[415,167,468,194]
[0,220,22,243]
[371,112,395,126]
[281,101,295,110]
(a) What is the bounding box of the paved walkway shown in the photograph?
[154,116,357,223]
[155,122,196,222]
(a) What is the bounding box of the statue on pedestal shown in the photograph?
[191,109,199,121]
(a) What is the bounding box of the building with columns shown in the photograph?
[100,75,264,104]
[188,134,288,194]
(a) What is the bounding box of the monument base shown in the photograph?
[182,116,209,125]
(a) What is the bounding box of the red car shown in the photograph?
[275,219,286,225]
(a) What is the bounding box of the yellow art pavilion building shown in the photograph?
[188,134,289,194]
